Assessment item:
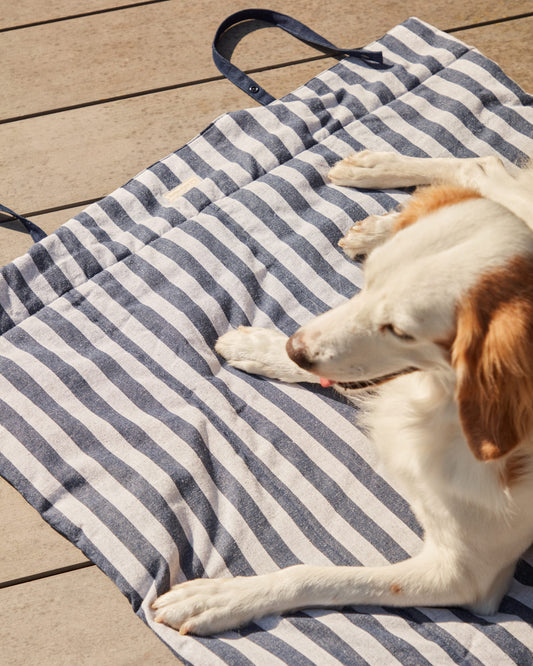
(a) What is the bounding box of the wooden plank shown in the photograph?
[2,0,531,120]
[0,58,339,213]
[0,566,179,665]
[0,479,89,583]
[1,0,162,29]
[2,17,532,217]
[0,206,86,267]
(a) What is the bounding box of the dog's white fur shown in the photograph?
[153,151,533,636]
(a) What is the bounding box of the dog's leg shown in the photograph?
[328,150,464,188]
[215,326,320,384]
[152,550,495,635]
[329,151,533,230]
[328,150,513,189]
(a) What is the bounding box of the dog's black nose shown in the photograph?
[286,333,314,370]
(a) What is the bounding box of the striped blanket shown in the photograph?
[1,17,533,665]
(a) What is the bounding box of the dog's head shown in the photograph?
[287,187,533,461]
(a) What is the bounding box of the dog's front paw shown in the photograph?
[152,576,271,636]
[215,326,289,377]
[329,150,404,188]
[216,326,319,383]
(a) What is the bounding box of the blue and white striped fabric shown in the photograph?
[1,17,533,665]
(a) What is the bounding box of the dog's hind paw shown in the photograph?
[339,211,399,259]
[329,150,412,189]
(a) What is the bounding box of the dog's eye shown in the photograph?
[381,324,415,341]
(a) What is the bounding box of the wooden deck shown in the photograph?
[1,1,532,662]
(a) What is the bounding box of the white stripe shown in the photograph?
[0,277,30,327]
[421,607,518,665]
[370,610,457,665]
[270,381,423,556]
[78,262,411,565]
[394,23,469,68]
[62,274,369,566]
[4,322,276,576]
[220,114,280,172]
[259,615,349,666]
[213,198,354,311]
[186,132,251,185]
[0,366,182,565]
[0,430,150,594]
[304,609,405,665]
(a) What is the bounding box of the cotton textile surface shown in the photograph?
[1,17,533,665]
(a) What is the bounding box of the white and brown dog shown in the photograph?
[153,151,533,635]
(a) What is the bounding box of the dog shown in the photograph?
[152,151,533,635]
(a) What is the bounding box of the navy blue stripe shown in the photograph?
[181,212,321,330]
[99,194,162,246]
[222,192,354,300]
[401,18,471,63]
[33,293,301,571]
[168,143,217,181]
[380,34,451,77]
[0,298,15,335]
[436,68,533,160]
[181,637,255,666]
[0,263,44,318]
[72,211,132,262]
[390,98,482,157]
[514,558,533,586]
[0,450,145,610]
[451,607,533,661]
[65,269,374,566]
[465,49,533,106]
[245,623,320,665]
[253,379,417,558]
[258,378,420,540]
[340,610,433,665]
[0,390,170,577]
[4,323,260,580]
[231,109,294,165]
[190,127,262,191]
[146,161,181,190]
[289,613,372,665]
[499,595,533,623]
[390,607,485,666]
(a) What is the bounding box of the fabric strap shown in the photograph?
[0,203,47,243]
[212,8,390,105]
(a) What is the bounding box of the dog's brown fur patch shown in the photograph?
[394,185,481,232]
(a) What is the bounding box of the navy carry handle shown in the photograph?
[0,203,47,243]
[213,9,390,105]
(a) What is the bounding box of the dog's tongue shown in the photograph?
[320,378,335,388]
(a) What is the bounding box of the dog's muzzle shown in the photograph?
[286,331,418,390]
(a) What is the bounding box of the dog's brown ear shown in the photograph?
[452,256,533,461]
